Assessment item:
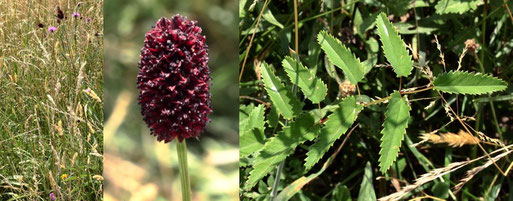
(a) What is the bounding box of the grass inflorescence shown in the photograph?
[0,0,103,200]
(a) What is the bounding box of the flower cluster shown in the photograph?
[137,15,211,143]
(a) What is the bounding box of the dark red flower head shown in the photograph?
[137,15,211,143]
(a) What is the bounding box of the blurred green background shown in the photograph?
[103,0,238,200]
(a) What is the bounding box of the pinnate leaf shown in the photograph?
[433,71,507,95]
[282,56,327,103]
[304,96,363,170]
[240,105,266,157]
[317,31,365,84]
[375,12,413,77]
[379,91,410,173]
[240,129,266,158]
[239,104,266,135]
[245,113,321,189]
[260,62,302,119]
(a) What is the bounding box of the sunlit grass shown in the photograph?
[0,0,103,200]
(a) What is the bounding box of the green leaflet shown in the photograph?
[260,62,302,119]
[239,104,266,135]
[240,105,267,158]
[304,96,363,170]
[357,162,376,201]
[282,56,327,103]
[435,0,481,14]
[245,113,321,190]
[240,128,266,158]
[379,91,410,173]
[433,71,507,95]
[375,12,413,77]
[317,31,365,84]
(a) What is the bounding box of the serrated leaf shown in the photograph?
[435,0,481,14]
[240,104,266,135]
[245,113,321,189]
[433,71,507,95]
[357,162,376,201]
[379,91,410,173]
[317,31,365,84]
[240,128,266,158]
[375,12,413,77]
[282,56,327,103]
[304,96,363,170]
[260,62,302,119]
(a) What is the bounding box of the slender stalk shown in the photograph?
[177,140,192,201]
[362,85,433,107]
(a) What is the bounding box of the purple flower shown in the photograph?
[72,12,80,18]
[137,15,211,143]
[86,18,92,23]
[48,26,56,33]
[49,193,56,200]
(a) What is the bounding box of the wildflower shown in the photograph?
[86,18,92,23]
[137,15,211,143]
[49,193,56,200]
[72,12,80,18]
[61,174,68,180]
[48,26,56,33]
[38,23,44,28]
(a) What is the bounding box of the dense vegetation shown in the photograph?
[0,0,103,200]
[239,0,513,200]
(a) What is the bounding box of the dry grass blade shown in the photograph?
[420,130,480,147]
[453,150,512,193]
[379,145,513,201]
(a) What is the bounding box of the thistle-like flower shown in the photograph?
[137,15,211,143]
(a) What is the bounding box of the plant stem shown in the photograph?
[177,140,191,201]
[362,85,434,107]
[269,160,284,201]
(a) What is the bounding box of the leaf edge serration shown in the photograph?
[303,96,363,171]
[317,30,365,84]
[244,113,320,190]
[433,70,508,95]
[375,12,413,77]
[378,91,411,173]
[282,56,328,103]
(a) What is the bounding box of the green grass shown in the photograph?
[0,0,103,200]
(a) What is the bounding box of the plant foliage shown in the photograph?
[375,12,413,77]
[378,91,411,173]
[239,0,513,199]
[317,30,365,84]
[260,62,302,119]
[304,96,363,170]
[433,71,508,95]
[282,56,327,103]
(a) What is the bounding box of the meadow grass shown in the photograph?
[0,0,103,200]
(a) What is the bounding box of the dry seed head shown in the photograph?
[420,130,480,147]
[464,39,479,53]
[339,80,356,97]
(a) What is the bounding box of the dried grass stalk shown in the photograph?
[420,130,480,147]
[379,145,513,201]
[453,150,511,193]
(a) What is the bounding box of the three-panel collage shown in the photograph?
[1,0,513,200]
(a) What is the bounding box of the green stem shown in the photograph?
[177,140,191,201]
